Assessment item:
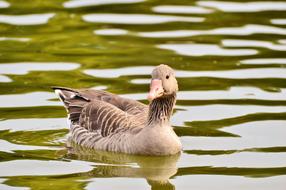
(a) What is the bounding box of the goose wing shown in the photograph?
[79,100,143,137]
[52,87,147,116]
[79,88,148,115]
[52,87,146,136]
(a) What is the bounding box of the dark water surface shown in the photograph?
[0,0,286,189]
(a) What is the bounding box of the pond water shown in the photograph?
[0,0,286,189]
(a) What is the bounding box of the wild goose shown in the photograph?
[53,64,182,156]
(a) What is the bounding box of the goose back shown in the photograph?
[52,87,148,123]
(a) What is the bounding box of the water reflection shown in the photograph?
[0,160,93,176]
[64,0,145,8]
[181,120,286,150]
[0,179,26,190]
[241,58,286,65]
[197,1,286,12]
[0,62,79,83]
[222,39,286,51]
[278,39,286,44]
[0,92,60,108]
[84,66,286,79]
[94,28,128,36]
[0,118,67,132]
[167,68,286,79]
[172,105,286,125]
[177,87,286,101]
[84,66,153,78]
[139,24,286,38]
[158,43,257,56]
[179,151,286,168]
[0,62,79,75]
[83,14,204,24]
[0,139,59,153]
[0,13,55,25]
[0,75,11,83]
[119,87,286,101]
[153,5,213,14]
[0,37,30,42]
[173,175,286,190]
[66,143,180,190]
[0,0,9,8]
[271,19,286,25]
[176,68,286,79]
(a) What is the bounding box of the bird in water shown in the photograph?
[53,64,182,156]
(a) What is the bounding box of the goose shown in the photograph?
[53,64,182,156]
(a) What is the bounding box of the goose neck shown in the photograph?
[148,93,176,126]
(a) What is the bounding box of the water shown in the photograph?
[0,0,286,189]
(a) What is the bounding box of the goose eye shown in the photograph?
[166,75,169,79]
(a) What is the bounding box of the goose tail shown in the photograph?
[52,86,90,123]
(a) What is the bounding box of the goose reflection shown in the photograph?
[65,142,180,190]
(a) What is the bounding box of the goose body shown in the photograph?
[53,64,182,156]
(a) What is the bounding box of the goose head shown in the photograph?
[148,64,178,101]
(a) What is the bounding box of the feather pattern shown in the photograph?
[53,65,182,155]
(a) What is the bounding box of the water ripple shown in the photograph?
[0,160,93,176]
[173,175,286,190]
[84,66,153,78]
[0,178,29,190]
[173,105,286,125]
[0,139,59,153]
[0,118,67,132]
[241,58,286,65]
[83,14,204,24]
[180,152,286,168]
[222,39,286,51]
[0,75,11,83]
[152,5,214,14]
[279,39,286,44]
[0,13,55,26]
[139,24,286,38]
[177,87,286,101]
[271,19,286,25]
[0,62,80,82]
[158,43,258,56]
[0,92,60,108]
[182,120,286,150]
[84,66,286,79]
[0,0,9,8]
[174,68,286,79]
[64,0,145,8]
[94,28,128,36]
[121,87,286,101]
[0,37,30,42]
[197,1,286,12]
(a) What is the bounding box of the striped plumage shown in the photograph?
[53,64,182,155]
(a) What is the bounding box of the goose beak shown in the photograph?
[148,79,164,101]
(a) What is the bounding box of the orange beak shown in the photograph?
[147,79,164,101]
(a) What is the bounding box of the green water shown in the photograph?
[0,0,286,189]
